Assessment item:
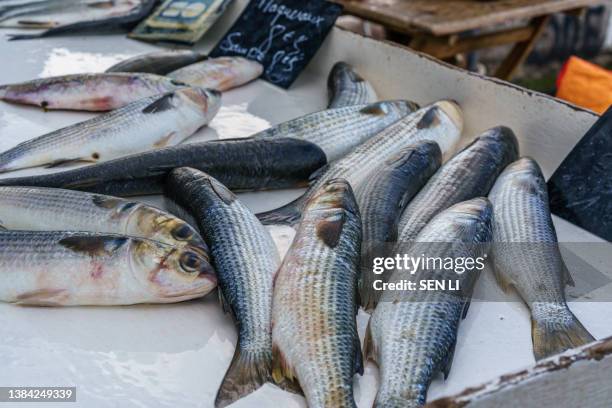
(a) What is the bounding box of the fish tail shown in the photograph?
[256,196,306,226]
[215,344,272,408]
[531,303,595,360]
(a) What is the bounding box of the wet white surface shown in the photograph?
[1,21,612,408]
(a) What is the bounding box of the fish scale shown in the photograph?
[366,198,493,408]
[489,157,594,360]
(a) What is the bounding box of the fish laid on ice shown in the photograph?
[0,73,187,111]
[105,50,208,75]
[168,57,263,92]
[164,168,279,407]
[0,231,216,306]
[257,100,463,226]
[0,186,207,252]
[397,126,519,242]
[489,157,595,360]
[272,179,363,407]
[366,198,492,407]
[0,87,221,174]
[328,61,377,108]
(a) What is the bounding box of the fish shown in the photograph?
[0,73,187,111]
[8,0,157,40]
[489,157,595,360]
[0,231,216,306]
[257,100,463,226]
[271,178,363,407]
[164,168,279,408]
[0,186,208,252]
[254,100,419,162]
[0,138,328,196]
[327,62,377,109]
[0,87,221,174]
[397,126,520,242]
[356,141,442,311]
[365,198,493,408]
[168,57,264,92]
[0,0,110,23]
[105,50,209,75]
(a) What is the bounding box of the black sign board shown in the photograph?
[210,0,343,88]
[548,106,612,242]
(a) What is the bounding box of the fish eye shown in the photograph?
[179,252,201,273]
[172,224,194,241]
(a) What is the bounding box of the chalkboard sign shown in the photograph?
[548,106,612,242]
[210,0,343,88]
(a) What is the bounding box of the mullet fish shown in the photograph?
[257,100,463,226]
[272,179,362,407]
[365,198,492,408]
[328,62,377,109]
[105,50,209,75]
[164,168,279,408]
[168,57,264,92]
[0,87,221,174]
[0,73,187,111]
[356,141,442,311]
[0,186,207,252]
[489,157,594,360]
[0,231,216,306]
[0,138,327,196]
[397,126,519,241]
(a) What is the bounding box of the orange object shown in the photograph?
[556,56,612,114]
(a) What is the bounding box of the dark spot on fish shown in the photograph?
[90,263,104,279]
[59,236,128,257]
[92,152,100,160]
[170,79,188,87]
[142,93,175,114]
[316,212,345,248]
[40,101,49,110]
[417,106,440,129]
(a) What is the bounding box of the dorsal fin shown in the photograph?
[316,212,345,248]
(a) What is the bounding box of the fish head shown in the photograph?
[493,157,547,198]
[178,87,222,121]
[445,197,493,245]
[168,167,237,211]
[478,126,520,164]
[131,239,217,300]
[414,100,464,156]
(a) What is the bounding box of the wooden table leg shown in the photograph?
[494,15,551,81]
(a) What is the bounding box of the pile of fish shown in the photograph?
[0,57,597,408]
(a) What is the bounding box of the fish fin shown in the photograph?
[441,340,457,380]
[256,196,306,227]
[59,236,128,257]
[142,93,175,114]
[531,309,595,361]
[91,195,124,209]
[363,320,377,364]
[45,158,97,168]
[316,212,345,248]
[461,299,471,320]
[563,263,576,287]
[360,263,381,312]
[308,164,329,184]
[359,102,389,116]
[153,132,176,148]
[490,252,514,294]
[8,33,44,40]
[354,331,364,375]
[217,289,234,316]
[14,288,67,306]
[416,106,440,129]
[209,178,236,205]
[215,343,272,408]
[271,343,302,394]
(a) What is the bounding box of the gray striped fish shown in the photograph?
[254,99,418,162]
[168,57,263,92]
[0,87,221,174]
[397,126,519,242]
[365,198,493,407]
[356,141,442,311]
[489,157,594,360]
[0,231,216,306]
[327,62,377,108]
[0,73,187,111]
[257,100,463,226]
[0,186,208,252]
[105,50,208,75]
[271,178,362,407]
[164,168,279,408]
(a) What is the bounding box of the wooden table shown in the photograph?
[333,0,603,80]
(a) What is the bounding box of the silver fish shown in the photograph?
[164,168,280,408]
[328,62,377,108]
[0,231,216,306]
[272,178,362,407]
[257,100,463,226]
[397,126,519,241]
[489,157,594,360]
[105,50,209,75]
[0,186,208,252]
[356,141,442,310]
[168,57,263,92]
[365,198,493,408]
[254,100,419,163]
[0,87,221,173]
[0,73,187,111]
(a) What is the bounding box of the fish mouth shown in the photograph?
[436,100,463,130]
